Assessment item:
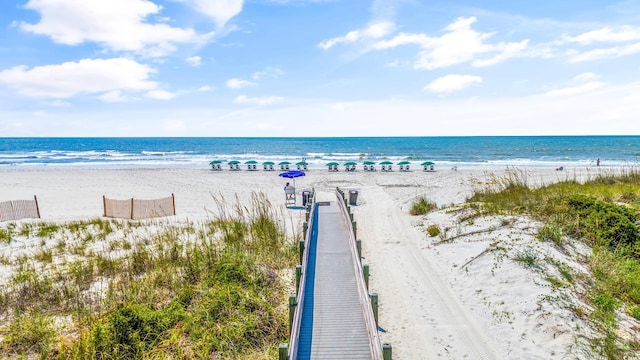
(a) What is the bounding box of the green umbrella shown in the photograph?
[228,160,240,165]
[278,161,291,165]
[245,160,258,164]
[263,161,275,165]
[421,161,435,166]
[209,160,222,165]
[344,161,357,165]
[296,161,308,165]
[363,161,376,165]
[379,161,393,165]
[397,161,410,165]
[326,162,339,166]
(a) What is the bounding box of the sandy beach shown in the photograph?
[0,165,625,359]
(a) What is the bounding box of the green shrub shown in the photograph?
[566,195,640,255]
[630,305,640,320]
[410,196,436,215]
[426,224,441,237]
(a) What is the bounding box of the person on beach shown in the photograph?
[284,182,295,199]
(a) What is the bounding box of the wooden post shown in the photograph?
[303,222,308,234]
[171,193,176,215]
[356,239,362,259]
[279,343,289,360]
[102,195,107,217]
[382,343,392,360]
[363,264,369,291]
[352,221,357,239]
[130,198,135,220]
[299,240,305,264]
[295,265,302,295]
[33,195,41,219]
[305,210,309,222]
[288,294,297,332]
[370,293,378,327]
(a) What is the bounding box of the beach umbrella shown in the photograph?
[279,170,306,187]
[379,161,393,165]
[263,161,275,165]
[228,160,240,164]
[278,161,291,165]
[363,161,376,165]
[245,160,258,164]
[397,161,410,165]
[296,161,308,165]
[326,162,339,166]
[344,161,357,165]
[209,160,223,165]
[421,161,435,166]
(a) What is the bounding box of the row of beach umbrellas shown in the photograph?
[209,160,307,166]
[210,160,435,166]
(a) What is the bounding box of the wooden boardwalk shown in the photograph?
[295,200,374,360]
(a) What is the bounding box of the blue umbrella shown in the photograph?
[279,170,305,187]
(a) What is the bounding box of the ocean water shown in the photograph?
[1,136,639,169]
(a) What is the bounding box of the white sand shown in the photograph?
[0,165,627,358]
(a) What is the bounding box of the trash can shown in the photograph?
[349,190,358,205]
[302,190,311,207]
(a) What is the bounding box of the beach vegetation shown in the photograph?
[513,248,540,269]
[410,196,436,215]
[426,224,441,237]
[0,192,296,359]
[469,169,640,359]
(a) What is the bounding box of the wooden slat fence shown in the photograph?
[0,196,41,222]
[103,194,176,220]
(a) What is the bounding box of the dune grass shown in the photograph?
[0,192,297,359]
[409,196,437,216]
[468,168,640,359]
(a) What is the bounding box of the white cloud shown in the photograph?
[425,74,482,94]
[234,95,284,106]
[568,42,640,62]
[563,26,640,45]
[252,67,284,80]
[42,100,71,107]
[198,85,214,92]
[226,78,256,89]
[369,17,529,69]
[0,58,158,98]
[319,21,395,50]
[145,89,177,100]
[574,72,600,82]
[99,90,133,103]
[189,0,244,28]
[186,56,202,67]
[543,81,605,96]
[20,0,203,57]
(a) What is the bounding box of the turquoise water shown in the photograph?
[1,136,639,168]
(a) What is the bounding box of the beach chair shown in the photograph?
[285,186,296,206]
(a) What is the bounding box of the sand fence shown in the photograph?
[103,194,176,220]
[0,196,41,222]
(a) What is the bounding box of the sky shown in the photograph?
[1,0,640,137]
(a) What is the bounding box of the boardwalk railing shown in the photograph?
[336,188,385,360]
[285,190,317,360]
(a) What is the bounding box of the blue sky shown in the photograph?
[1,0,640,137]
